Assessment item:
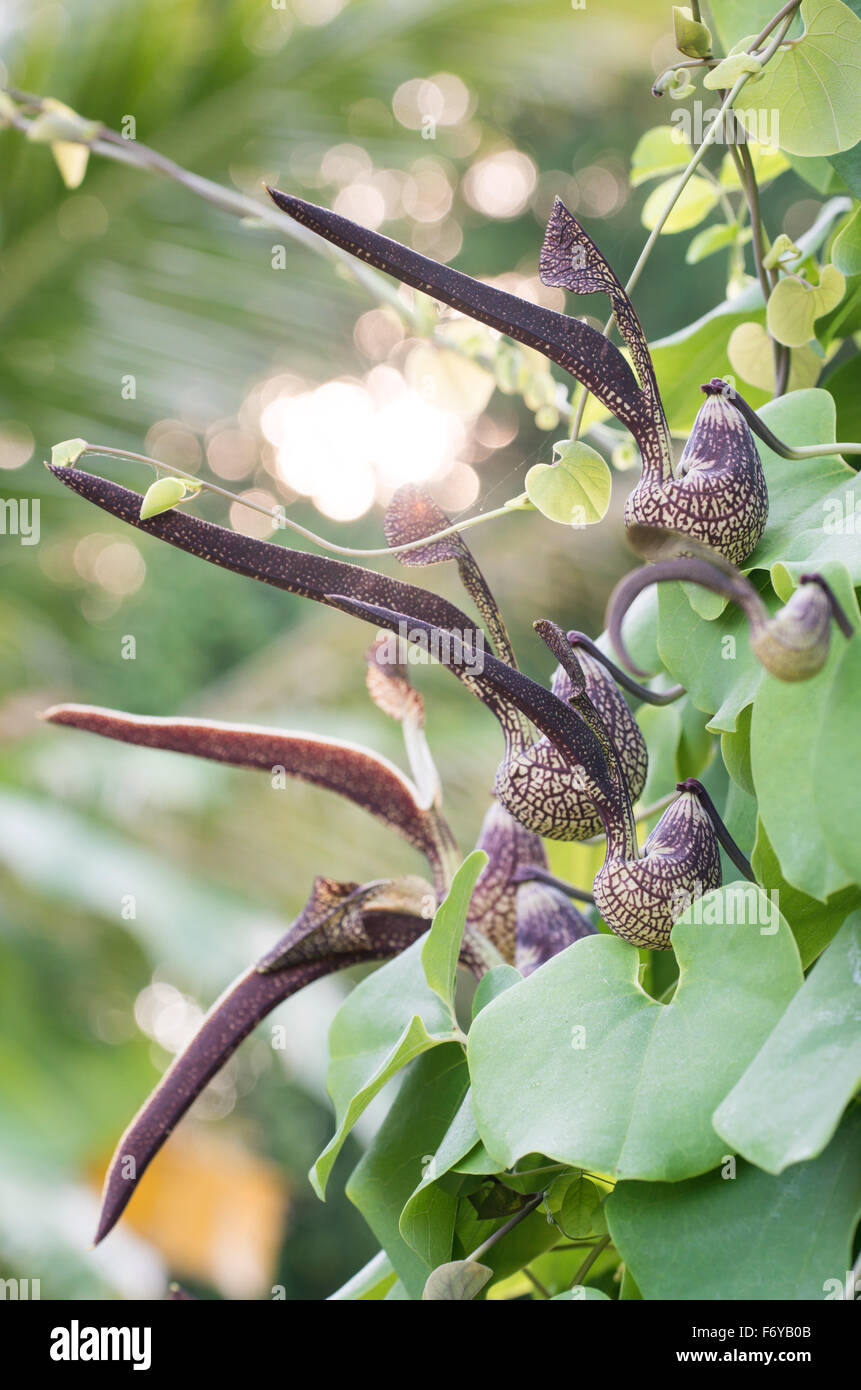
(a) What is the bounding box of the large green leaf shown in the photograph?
[733,0,861,157]
[347,1045,470,1297]
[752,820,861,966]
[607,1106,861,1300]
[813,636,861,886]
[467,893,802,1182]
[750,631,858,901]
[714,912,861,1171]
[312,938,460,1198]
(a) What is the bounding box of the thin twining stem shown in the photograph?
[571,2,801,442]
[567,630,685,705]
[0,87,573,424]
[721,392,861,459]
[570,1235,612,1290]
[466,1194,544,1264]
[72,444,530,557]
[677,779,755,882]
[725,120,790,395]
[511,866,596,905]
[2,87,408,317]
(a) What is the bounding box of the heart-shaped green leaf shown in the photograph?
[422,1259,493,1300]
[732,0,861,156]
[51,438,88,468]
[766,265,846,346]
[524,442,611,526]
[140,476,199,521]
[467,893,802,1182]
[713,913,861,1172]
[607,1106,861,1300]
[545,1173,604,1239]
[685,222,749,265]
[629,125,691,187]
[703,51,762,89]
[727,320,821,390]
[673,5,712,57]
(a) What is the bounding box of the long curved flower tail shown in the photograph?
[45,464,481,636]
[324,593,618,811]
[265,186,647,434]
[93,908,425,1245]
[45,464,523,743]
[41,702,456,894]
[384,484,517,667]
[539,197,669,443]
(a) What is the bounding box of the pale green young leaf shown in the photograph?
[525,441,611,526]
[640,175,718,233]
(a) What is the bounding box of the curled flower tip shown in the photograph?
[799,574,855,640]
[566,629,684,706]
[676,779,755,883]
[606,555,760,678]
[532,619,586,697]
[753,573,854,682]
[702,378,732,397]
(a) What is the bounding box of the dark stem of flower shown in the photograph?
[720,384,818,459]
[567,630,684,704]
[511,865,596,905]
[799,574,855,638]
[606,557,767,676]
[677,779,755,882]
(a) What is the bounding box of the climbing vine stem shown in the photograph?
[570,0,802,443]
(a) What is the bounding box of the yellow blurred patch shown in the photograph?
[90,1125,290,1298]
